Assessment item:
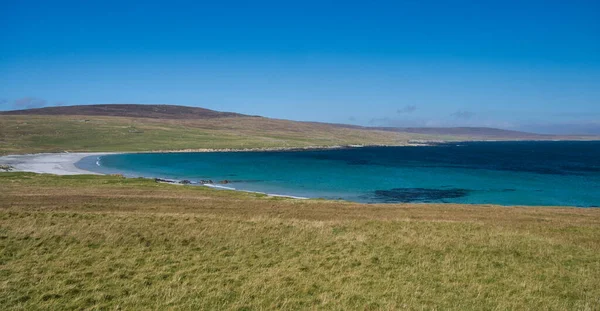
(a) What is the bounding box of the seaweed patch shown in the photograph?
[368,188,471,203]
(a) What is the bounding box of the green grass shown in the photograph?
[1,173,599,310]
[0,115,430,155]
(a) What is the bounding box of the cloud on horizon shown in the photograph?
[397,105,417,114]
[516,122,600,135]
[368,108,517,129]
[12,97,48,109]
[550,111,600,117]
[368,115,600,135]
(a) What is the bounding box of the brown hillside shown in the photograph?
[311,123,554,139]
[0,104,250,119]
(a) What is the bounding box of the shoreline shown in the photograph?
[0,151,312,200]
[0,152,119,175]
[144,143,407,153]
[2,142,598,207]
[0,143,429,176]
[0,139,592,176]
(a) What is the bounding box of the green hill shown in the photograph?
[0,104,426,155]
[0,104,596,155]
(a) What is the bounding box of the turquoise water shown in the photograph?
[77,141,600,207]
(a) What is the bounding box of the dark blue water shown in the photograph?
[77,141,600,206]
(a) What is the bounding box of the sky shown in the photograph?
[1,0,599,134]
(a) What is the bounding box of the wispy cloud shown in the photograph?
[368,110,516,129]
[368,117,428,127]
[397,105,417,114]
[369,117,391,126]
[12,97,48,109]
[551,111,600,117]
[451,110,475,120]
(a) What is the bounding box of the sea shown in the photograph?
[76,141,600,207]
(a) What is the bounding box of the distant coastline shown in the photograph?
[146,144,402,153]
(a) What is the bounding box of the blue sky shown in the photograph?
[1,0,599,134]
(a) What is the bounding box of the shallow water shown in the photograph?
[77,141,600,206]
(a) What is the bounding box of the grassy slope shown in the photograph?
[0,115,440,155]
[1,173,599,310]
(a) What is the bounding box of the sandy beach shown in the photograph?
[0,152,116,175]
[0,152,311,200]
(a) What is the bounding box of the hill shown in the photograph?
[0,104,596,155]
[0,104,249,119]
[0,105,418,154]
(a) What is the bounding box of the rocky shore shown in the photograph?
[154,178,231,185]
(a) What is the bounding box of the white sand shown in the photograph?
[0,152,310,199]
[0,152,116,175]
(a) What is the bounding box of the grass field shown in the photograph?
[1,172,599,310]
[0,115,436,155]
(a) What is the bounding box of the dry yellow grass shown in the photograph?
[1,173,599,310]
